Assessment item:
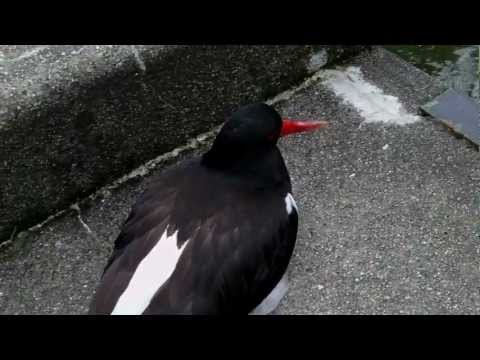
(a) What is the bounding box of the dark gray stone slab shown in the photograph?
[421,88,479,146]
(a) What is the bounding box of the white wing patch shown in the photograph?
[285,193,298,215]
[111,228,188,315]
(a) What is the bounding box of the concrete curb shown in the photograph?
[0,45,369,242]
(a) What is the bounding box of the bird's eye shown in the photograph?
[266,133,276,141]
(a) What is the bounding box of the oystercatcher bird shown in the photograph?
[89,103,328,315]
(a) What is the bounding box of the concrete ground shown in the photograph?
[0,48,479,314]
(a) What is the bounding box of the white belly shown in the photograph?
[249,273,289,315]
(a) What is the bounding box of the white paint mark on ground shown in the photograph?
[111,229,187,315]
[320,66,420,125]
[382,144,390,150]
[131,46,146,72]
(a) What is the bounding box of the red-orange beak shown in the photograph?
[280,118,329,137]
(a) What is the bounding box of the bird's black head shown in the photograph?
[202,103,328,171]
[213,103,282,150]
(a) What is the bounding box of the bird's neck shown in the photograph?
[201,146,291,191]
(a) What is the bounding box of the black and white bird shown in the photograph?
[89,103,328,315]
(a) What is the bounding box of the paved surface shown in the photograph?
[1,48,479,314]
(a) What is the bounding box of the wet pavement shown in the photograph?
[1,47,479,314]
[387,45,479,101]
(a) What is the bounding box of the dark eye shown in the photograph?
[266,132,276,141]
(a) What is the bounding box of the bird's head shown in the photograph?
[203,103,328,168]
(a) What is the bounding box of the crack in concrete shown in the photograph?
[130,46,146,73]
[70,204,99,242]
[0,226,17,252]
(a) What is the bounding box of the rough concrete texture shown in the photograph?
[0,47,479,314]
[0,45,367,242]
